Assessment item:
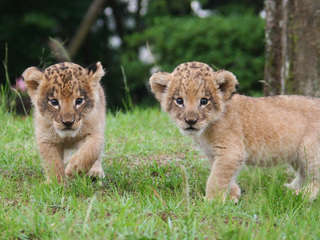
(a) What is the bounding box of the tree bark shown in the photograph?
[68,0,107,59]
[264,0,320,96]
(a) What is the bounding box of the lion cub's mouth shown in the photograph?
[62,127,75,131]
[185,126,199,131]
[56,128,79,138]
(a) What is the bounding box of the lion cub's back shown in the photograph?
[234,95,320,163]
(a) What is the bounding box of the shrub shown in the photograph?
[123,14,265,96]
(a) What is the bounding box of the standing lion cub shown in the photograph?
[23,62,106,182]
[150,61,320,201]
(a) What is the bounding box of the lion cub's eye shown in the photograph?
[49,99,59,107]
[175,98,184,106]
[75,98,84,106]
[200,98,209,106]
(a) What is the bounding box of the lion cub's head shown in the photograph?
[23,62,105,138]
[149,61,238,135]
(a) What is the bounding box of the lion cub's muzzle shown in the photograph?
[61,113,75,130]
[185,117,198,131]
[62,120,75,129]
[54,114,81,138]
[183,111,200,132]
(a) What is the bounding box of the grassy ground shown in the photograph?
[1,107,320,239]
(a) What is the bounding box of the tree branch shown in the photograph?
[68,0,107,58]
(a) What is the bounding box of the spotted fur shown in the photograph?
[23,62,106,182]
[150,61,320,202]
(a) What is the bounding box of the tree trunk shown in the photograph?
[68,0,106,59]
[264,0,320,96]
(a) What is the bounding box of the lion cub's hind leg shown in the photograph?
[302,163,320,200]
[291,138,320,200]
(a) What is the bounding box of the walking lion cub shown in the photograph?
[150,61,320,201]
[23,62,106,182]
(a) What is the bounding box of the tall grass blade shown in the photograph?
[121,66,133,111]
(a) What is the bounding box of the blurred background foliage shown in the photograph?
[0,0,264,110]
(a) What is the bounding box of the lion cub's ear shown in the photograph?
[86,62,105,86]
[22,67,44,99]
[214,70,239,101]
[149,72,171,102]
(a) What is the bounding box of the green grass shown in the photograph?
[1,107,320,239]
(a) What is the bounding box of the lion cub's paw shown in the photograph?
[65,162,79,177]
[88,166,105,178]
[284,183,296,190]
[205,184,241,204]
[301,184,319,201]
[285,183,319,201]
[229,183,241,203]
[204,194,239,204]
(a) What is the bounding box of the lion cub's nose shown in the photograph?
[185,118,198,126]
[62,120,75,128]
[61,113,75,128]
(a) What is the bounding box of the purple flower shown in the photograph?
[14,77,27,92]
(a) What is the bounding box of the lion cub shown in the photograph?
[150,61,320,201]
[23,62,106,182]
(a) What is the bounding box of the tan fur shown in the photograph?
[23,62,106,182]
[150,61,320,201]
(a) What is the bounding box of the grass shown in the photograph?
[1,107,320,239]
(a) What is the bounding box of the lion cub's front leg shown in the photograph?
[65,135,104,178]
[205,149,244,202]
[38,142,65,183]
